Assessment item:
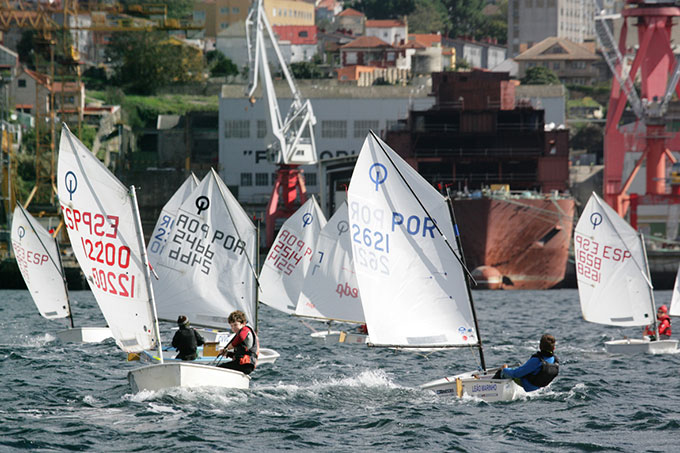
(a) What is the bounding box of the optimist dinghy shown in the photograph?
[294,202,369,344]
[11,202,112,343]
[574,193,678,354]
[347,131,522,402]
[57,123,251,392]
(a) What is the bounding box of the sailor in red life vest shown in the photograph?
[217,310,259,375]
[644,305,672,340]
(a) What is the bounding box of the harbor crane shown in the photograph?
[595,0,680,231]
[245,0,317,246]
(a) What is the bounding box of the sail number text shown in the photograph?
[267,229,312,275]
[574,233,633,284]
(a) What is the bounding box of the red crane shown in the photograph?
[598,0,680,229]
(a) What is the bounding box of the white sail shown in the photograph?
[670,265,680,317]
[152,168,257,329]
[57,124,158,352]
[574,193,654,326]
[347,133,477,348]
[147,174,199,270]
[295,202,365,323]
[259,197,326,314]
[11,203,70,319]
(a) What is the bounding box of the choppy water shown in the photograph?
[1,289,679,452]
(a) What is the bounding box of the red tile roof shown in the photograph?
[338,7,364,17]
[409,33,441,47]
[341,36,392,49]
[365,19,405,28]
[272,25,317,45]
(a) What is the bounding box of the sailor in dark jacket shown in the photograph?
[496,333,559,392]
[171,315,205,360]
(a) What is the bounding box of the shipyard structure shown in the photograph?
[386,71,575,289]
[219,75,573,289]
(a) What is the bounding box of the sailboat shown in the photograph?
[143,168,278,366]
[10,202,112,343]
[347,132,522,402]
[259,196,326,315]
[574,193,678,354]
[670,264,680,318]
[56,123,249,392]
[294,201,368,344]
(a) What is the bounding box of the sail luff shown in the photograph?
[130,185,163,362]
[52,235,74,328]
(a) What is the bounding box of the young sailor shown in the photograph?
[644,305,672,340]
[171,315,205,360]
[494,333,559,392]
[218,310,259,375]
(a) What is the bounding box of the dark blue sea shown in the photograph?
[1,288,679,452]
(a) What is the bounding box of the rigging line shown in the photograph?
[368,130,476,283]
[211,169,261,289]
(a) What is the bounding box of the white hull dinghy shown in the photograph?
[147,169,279,364]
[421,369,523,402]
[575,193,678,355]
[58,124,252,392]
[128,362,250,392]
[347,132,520,402]
[310,330,368,344]
[55,327,113,344]
[604,338,678,354]
[139,345,280,365]
[11,203,113,344]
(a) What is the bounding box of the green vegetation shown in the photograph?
[88,90,218,130]
[522,66,561,85]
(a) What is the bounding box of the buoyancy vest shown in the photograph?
[232,325,259,368]
[525,352,559,388]
[658,315,672,337]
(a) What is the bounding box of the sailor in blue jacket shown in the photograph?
[497,334,559,392]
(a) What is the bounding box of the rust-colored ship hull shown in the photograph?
[453,195,575,290]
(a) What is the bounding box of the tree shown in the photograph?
[120,0,194,19]
[408,0,451,34]
[442,0,486,39]
[478,0,507,44]
[290,61,324,79]
[521,66,561,85]
[106,32,205,94]
[346,0,415,19]
[570,124,603,158]
[206,50,239,77]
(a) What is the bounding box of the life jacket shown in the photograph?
[232,325,259,368]
[658,314,672,337]
[525,352,559,388]
[173,327,203,360]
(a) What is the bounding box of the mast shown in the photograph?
[53,234,75,329]
[445,187,486,371]
[255,217,260,332]
[639,233,659,340]
[129,185,163,363]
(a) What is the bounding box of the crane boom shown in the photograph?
[245,0,317,165]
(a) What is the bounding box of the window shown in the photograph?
[346,51,357,64]
[220,22,228,29]
[387,52,395,61]
[193,11,206,21]
[257,120,267,138]
[241,173,253,186]
[18,79,26,88]
[232,7,240,14]
[305,172,317,186]
[225,120,250,138]
[255,173,269,186]
[552,62,560,70]
[299,31,308,38]
[354,120,379,138]
[220,7,228,14]
[321,120,347,138]
[525,0,532,6]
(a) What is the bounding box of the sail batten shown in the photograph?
[347,133,477,347]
